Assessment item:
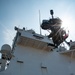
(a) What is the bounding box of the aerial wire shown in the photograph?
[0,22,14,44]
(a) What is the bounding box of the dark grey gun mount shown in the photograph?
[41,10,68,47]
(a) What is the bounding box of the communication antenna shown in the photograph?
[39,10,42,35]
[50,10,54,19]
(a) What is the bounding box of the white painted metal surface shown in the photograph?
[0,28,75,75]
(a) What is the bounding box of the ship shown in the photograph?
[0,10,75,75]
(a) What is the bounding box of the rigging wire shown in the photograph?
[0,21,16,38]
[0,22,15,46]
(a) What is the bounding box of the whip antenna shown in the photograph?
[39,10,42,35]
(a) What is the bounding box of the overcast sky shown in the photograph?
[0,0,75,49]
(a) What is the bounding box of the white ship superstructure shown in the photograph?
[0,27,75,75]
[0,10,75,75]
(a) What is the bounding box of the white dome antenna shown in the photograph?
[0,44,12,60]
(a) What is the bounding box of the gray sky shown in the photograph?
[0,0,75,48]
